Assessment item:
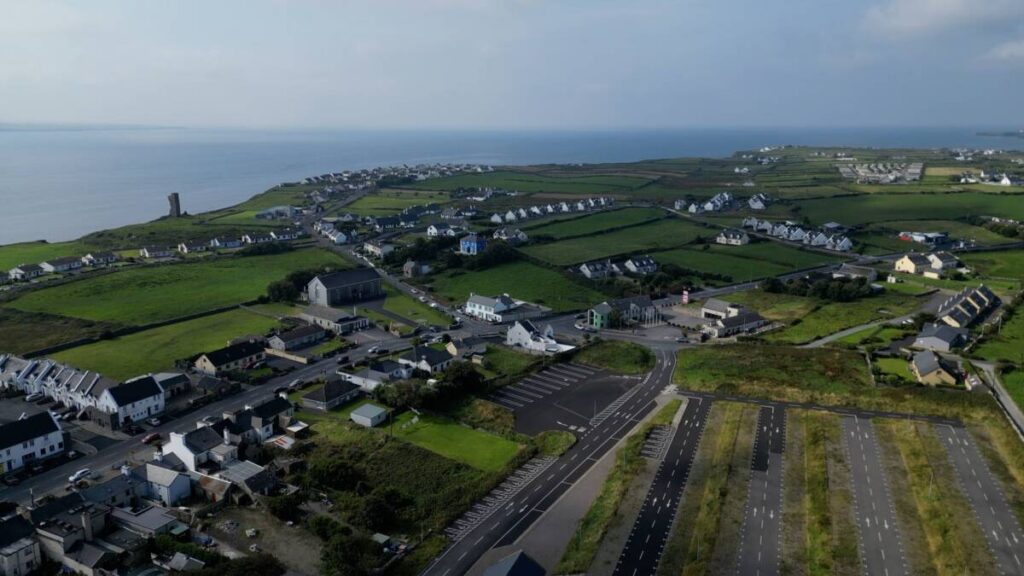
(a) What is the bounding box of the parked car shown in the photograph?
[3,475,21,486]
[366,346,379,355]
[336,355,349,365]
[68,468,92,484]
[146,417,161,427]
[142,433,162,445]
[24,393,43,402]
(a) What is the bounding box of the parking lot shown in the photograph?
[488,363,637,436]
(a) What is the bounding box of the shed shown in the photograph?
[350,403,389,428]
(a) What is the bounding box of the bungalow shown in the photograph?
[270,228,302,241]
[339,360,411,391]
[702,310,768,338]
[40,257,83,274]
[9,264,44,281]
[301,380,361,412]
[747,193,771,210]
[177,241,207,255]
[267,325,326,351]
[427,223,457,238]
[701,298,744,319]
[300,305,370,334]
[913,323,969,352]
[911,351,957,386]
[209,237,243,249]
[716,229,750,246]
[403,260,432,278]
[894,254,932,275]
[372,216,401,232]
[493,227,529,245]
[139,246,174,259]
[505,321,575,355]
[624,255,658,276]
[363,241,395,259]
[579,260,615,280]
[398,346,455,374]
[194,341,266,375]
[459,234,488,256]
[241,233,274,245]
[588,296,658,329]
[81,252,118,266]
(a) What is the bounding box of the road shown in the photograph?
[420,347,679,576]
[735,405,786,576]
[1,335,410,505]
[976,361,1024,441]
[611,396,711,576]
[841,416,907,576]
[935,425,1024,575]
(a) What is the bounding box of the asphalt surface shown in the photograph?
[841,416,907,576]
[735,405,786,576]
[935,425,1024,575]
[611,397,711,576]
[420,348,677,576]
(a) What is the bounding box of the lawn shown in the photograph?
[402,170,652,194]
[0,240,91,271]
[345,190,450,216]
[867,219,1010,246]
[521,218,712,265]
[1002,370,1024,414]
[9,249,348,325]
[391,412,521,472]
[975,310,1024,364]
[429,260,605,312]
[574,340,654,375]
[0,308,121,356]
[480,345,540,379]
[756,291,920,345]
[52,308,281,380]
[875,357,914,383]
[381,285,450,326]
[961,249,1024,280]
[652,247,791,283]
[835,325,912,347]
[794,193,1024,227]
[523,207,666,239]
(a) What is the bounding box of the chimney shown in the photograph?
[154,450,163,462]
[81,510,94,541]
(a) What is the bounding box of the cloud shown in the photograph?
[987,38,1024,61]
[864,0,1024,36]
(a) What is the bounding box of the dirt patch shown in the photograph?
[210,507,321,576]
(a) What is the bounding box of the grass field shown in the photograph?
[876,357,915,382]
[344,189,450,216]
[574,340,654,374]
[835,325,912,346]
[480,345,540,379]
[974,311,1024,364]
[961,249,1024,280]
[0,240,91,271]
[795,193,1024,226]
[9,249,348,325]
[523,207,666,239]
[400,170,653,194]
[0,308,122,356]
[521,218,712,265]
[652,247,791,282]
[429,260,604,311]
[391,412,521,472]
[1002,370,1024,414]
[381,285,450,326]
[867,220,1010,246]
[52,308,281,380]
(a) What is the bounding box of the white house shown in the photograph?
[81,252,118,267]
[748,193,771,210]
[579,260,615,279]
[826,235,854,252]
[242,233,274,245]
[40,257,83,274]
[490,213,505,224]
[624,255,658,275]
[338,360,411,391]
[8,264,44,281]
[177,242,207,255]
[209,237,243,249]
[96,376,166,427]
[140,246,174,259]
[397,346,455,374]
[132,462,191,507]
[493,227,529,244]
[504,210,518,222]
[270,228,302,241]
[363,241,395,258]
[505,321,575,356]
[465,293,517,322]
[0,412,65,475]
[0,515,41,576]
[427,223,458,238]
[716,229,750,246]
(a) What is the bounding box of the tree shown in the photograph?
[320,533,383,576]
[267,279,299,302]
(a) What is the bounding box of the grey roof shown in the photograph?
[201,341,265,367]
[904,253,931,265]
[718,310,766,329]
[0,515,36,549]
[107,376,164,406]
[141,462,186,487]
[702,298,737,313]
[13,263,44,273]
[912,351,943,376]
[66,542,112,568]
[303,305,358,323]
[251,396,292,419]
[351,403,388,420]
[610,295,655,311]
[82,474,133,504]
[304,380,360,403]
[929,251,959,264]
[183,426,224,453]
[916,323,968,345]
[482,550,546,576]
[272,324,324,343]
[401,346,454,367]
[0,412,60,451]
[44,256,83,266]
[314,268,380,289]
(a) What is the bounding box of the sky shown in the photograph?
[1,0,1022,130]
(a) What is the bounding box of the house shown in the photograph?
[177,241,207,255]
[588,296,658,329]
[913,323,969,352]
[459,234,488,255]
[937,285,998,328]
[222,396,298,444]
[624,255,658,276]
[493,227,528,245]
[911,351,957,386]
[833,263,878,282]
[0,412,65,474]
[302,380,361,412]
[339,360,412,391]
[505,321,574,355]
[490,213,505,224]
[482,550,545,576]
[716,228,750,246]
[687,202,703,214]
[110,503,185,537]
[579,260,615,280]
[95,376,166,427]
[363,241,394,258]
[403,260,432,278]
[81,252,118,267]
[139,246,174,259]
[268,325,325,351]
[270,228,302,241]
[398,346,455,374]
[300,305,370,334]
[9,264,44,282]
[131,462,191,507]
[701,298,744,319]
[306,268,383,306]
[894,254,932,275]
[194,341,266,375]
[40,257,83,274]
[27,494,111,575]
[162,426,229,473]
[350,403,389,428]
[427,223,457,238]
[504,210,518,222]
[0,515,41,576]
[747,193,771,210]
[702,191,733,212]
[702,310,768,338]
[209,237,243,249]
[825,235,854,252]
[927,251,960,271]
[786,228,807,242]
[371,216,401,232]
[242,233,274,245]
[742,216,760,229]
[464,293,545,323]
[446,336,490,359]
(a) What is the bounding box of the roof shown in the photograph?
[304,380,360,403]
[44,256,83,266]
[201,341,265,367]
[401,346,454,367]
[13,263,44,272]
[351,403,388,420]
[916,323,968,345]
[718,310,766,328]
[610,295,655,311]
[272,324,324,343]
[82,474,133,504]
[107,376,164,406]
[0,515,36,549]
[902,253,931,265]
[313,268,380,289]
[718,228,748,238]
[66,541,112,568]
[912,351,943,376]
[482,550,546,576]
[183,426,224,453]
[0,411,60,451]
[140,462,186,487]
[251,396,292,419]
[702,298,738,313]
[302,305,358,323]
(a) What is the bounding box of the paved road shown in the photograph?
[935,425,1024,575]
[420,348,678,576]
[611,397,712,576]
[841,416,907,576]
[735,405,786,576]
[977,361,1024,441]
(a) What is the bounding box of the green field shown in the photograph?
[795,193,1024,226]
[521,218,711,265]
[875,357,915,383]
[574,340,654,375]
[652,247,791,282]
[392,412,520,472]
[867,219,1010,246]
[9,249,348,325]
[52,308,281,380]
[345,189,450,216]
[0,308,121,356]
[1002,370,1024,414]
[429,261,605,311]
[961,249,1024,280]
[975,311,1024,364]
[480,345,540,379]
[0,240,91,271]
[381,285,450,326]
[835,325,912,347]
[523,207,666,239]
[400,170,653,194]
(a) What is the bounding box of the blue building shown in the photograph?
[460,234,487,255]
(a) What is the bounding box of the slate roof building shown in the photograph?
[913,323,969,352]
[0,412,65,474]
[306,268,383,306]
[194,341,266,375]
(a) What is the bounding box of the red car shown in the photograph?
[141,433,162,445]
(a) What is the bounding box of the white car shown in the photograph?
[366,346,380,355]
[429,302,438,309]
[24,393,43,402]
[68,468,92,484]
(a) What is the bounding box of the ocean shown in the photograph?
[0,126,1020,245]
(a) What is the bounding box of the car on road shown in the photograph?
[142,433,162,445]
[68,468,92,484]
[366,346,379,355]
[675,336,688,343]
[146,417,161,427]
[2,474,21,486]
[336,355,349,364]
[429,302,438,308]
[418,296,427,302]
[574,322,595,332]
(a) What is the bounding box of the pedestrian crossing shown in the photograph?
[488,363,598,410]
